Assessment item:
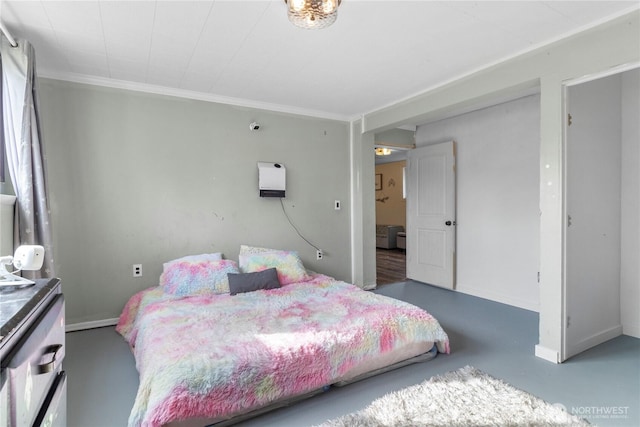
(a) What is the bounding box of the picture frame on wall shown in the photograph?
[375,174,382,190]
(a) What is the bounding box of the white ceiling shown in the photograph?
[1,1,638,121]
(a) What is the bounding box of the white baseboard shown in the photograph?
[455,283,539,313]
[567,324,624,358]
[535,344,560,363]
[66,318,119,332]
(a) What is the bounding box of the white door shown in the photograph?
[564,76,623,359]
[406,141,456,289]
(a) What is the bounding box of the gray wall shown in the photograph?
[38,79,351,325]
[416,95,540,311]
[621,69,640,337]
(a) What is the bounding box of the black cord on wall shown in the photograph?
[279,198,321,253]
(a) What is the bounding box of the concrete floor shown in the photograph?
[65,280,640,427]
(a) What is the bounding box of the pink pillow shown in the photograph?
[239,245,310,285]
[160,259,238,296]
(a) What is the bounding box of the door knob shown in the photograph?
[445,220,456,226]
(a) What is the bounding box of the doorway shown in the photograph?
[563,67,639,359]
[374,129,413,286]
[374,159,407,285]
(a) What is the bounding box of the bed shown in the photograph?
[116,246,449,427]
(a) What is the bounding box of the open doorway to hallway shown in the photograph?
[374,129,411,285]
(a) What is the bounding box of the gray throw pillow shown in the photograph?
[228,268,281,295]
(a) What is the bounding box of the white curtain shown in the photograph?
[1,35,54,279]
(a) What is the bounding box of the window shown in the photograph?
[402,167,406,199]
[0,87,4,184]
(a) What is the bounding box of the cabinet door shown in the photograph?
[32,371,67,427]
[5,295,65,426]
[1,370,8,426]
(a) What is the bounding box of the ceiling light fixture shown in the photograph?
[284,0,341,29]
[375,148,393,156]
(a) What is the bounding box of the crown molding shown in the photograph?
[37,70,352,123]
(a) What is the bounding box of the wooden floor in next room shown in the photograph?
[376,247,406,285]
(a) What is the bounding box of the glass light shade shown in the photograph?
[285,0,341,29]
[375,148,393,156]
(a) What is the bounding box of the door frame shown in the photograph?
[561,62,639,361]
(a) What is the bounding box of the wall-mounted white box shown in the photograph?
[258,162,286,198]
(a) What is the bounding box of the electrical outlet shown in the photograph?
[316,250,323,260]
[133,264,142,277]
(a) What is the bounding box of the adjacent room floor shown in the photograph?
[65,281,639,427]
[376,248,406,285]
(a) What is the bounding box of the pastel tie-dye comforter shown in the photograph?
[116,274,449,427]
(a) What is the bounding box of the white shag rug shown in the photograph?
[317,366,590,427]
